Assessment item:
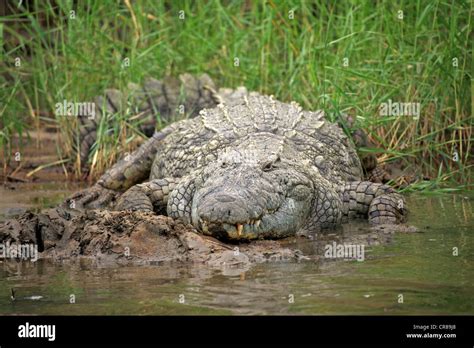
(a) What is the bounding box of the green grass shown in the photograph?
[0,0,472,187]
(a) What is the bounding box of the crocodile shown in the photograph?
[69,76,407,240]
[78,73,388,181]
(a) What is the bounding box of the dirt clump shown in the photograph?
[0,209,308,271]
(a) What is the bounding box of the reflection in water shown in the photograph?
[0,188,473,315]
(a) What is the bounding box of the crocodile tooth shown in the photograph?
[201,221,208,233]
[237,224,243,236]
[255,220,261,228]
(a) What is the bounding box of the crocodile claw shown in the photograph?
[65,184,117,210]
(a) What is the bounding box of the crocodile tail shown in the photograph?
[77,73,219,168]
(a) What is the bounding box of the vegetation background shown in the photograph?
[0,0,472,190]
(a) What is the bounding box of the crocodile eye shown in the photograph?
[262,155,280,172]
[262,162,274,171]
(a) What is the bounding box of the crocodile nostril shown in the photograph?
[215,194,236,203]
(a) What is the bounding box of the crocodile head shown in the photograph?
[188,133,316,240]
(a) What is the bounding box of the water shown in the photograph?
[0,182,86,221]
[0,184,473,315]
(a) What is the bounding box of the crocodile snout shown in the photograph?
[197,193,260,225]
[195,190,266,238]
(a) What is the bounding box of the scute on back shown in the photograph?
[151,94,363,185]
